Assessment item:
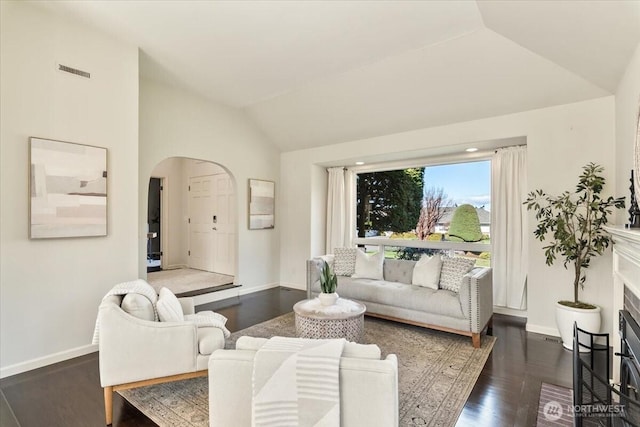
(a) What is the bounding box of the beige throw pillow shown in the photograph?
[351,250,384,280]
[411,254,443,289]
[334,247,357,276]
[439,256,476,293]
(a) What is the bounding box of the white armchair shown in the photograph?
[98,293,225,425]
[209,337,399,427]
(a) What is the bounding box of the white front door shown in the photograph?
[188,175,215,271]
[188,173,236,275]
[212,174,235,275]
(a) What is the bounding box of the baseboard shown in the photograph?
[279,282,305,291]
[160,264,188,271]
[493,306,528,318]
[238,282,280,296]
[526,323,560,337]
[0,343,98,380]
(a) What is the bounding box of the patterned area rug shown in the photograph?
[536,382,573,426]
[119,313,495,427]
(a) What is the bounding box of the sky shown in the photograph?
[423,160,491,210]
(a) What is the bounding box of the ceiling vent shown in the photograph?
[57,63,90,79]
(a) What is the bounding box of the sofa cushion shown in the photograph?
[334,247,357,276]
[120,293,155,321]
[352,250,384,280]
[157,287,184,322]
[383,259,416,283]
[411,255,442,289]
[337,277,465,319]
[439,256,476,292]
[235,336,382,360]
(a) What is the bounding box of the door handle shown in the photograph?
[212,227,217,231]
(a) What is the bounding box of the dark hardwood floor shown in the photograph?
[0,287,572,427]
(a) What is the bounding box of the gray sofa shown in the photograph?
[307,257,493,348]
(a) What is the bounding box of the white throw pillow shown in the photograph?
[333,247,357,276]
[121,293,155,321]
[156,287,184,322]
[351,250,384,280]
[439,256,476,293]
[411,254,443,289]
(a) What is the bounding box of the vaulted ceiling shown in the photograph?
[39,1,640,151]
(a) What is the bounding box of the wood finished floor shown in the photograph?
[0,287,572,427]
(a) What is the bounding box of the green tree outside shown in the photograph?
[356,168,424,237]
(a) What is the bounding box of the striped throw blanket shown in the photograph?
[252,336,345,427]
[91,279,158,345]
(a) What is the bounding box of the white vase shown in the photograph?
[555,301,601,352]
[318,292,339,306]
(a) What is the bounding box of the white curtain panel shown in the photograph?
[343,168,355,247]
[491,146,528,310]
[326,167,346,254]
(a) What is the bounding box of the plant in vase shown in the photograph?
[319,260,339,306]
[524,162,625,350]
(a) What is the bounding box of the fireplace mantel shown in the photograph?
[606,225,640,382]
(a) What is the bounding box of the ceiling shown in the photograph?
[38,1,640,152]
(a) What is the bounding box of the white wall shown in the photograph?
[0,1,139,376]
[615,43,640,225]
[139,78,280,292]
[280,96,619,337]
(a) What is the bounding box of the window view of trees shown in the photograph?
[356,160,491,265]
[355,168,423,238]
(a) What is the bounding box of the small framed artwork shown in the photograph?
[29,137,108,239]
[248,179,275,230]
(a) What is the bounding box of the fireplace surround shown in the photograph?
[606,226,640,383]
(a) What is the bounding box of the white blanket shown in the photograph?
[91,279,159,345]
[184,312,230,338]
[252,336,345,427]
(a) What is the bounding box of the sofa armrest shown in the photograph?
[306,258,325,299]
[98,303,199,387]
[459,267,493,333]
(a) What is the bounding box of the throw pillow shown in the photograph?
[333,247,357,276]
[411,254,443,289]
[439,256,476,293]
[351,250,384,280]
[121,293,155,321]
[156,287,184,322]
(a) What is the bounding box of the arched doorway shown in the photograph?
[146,157,238,296]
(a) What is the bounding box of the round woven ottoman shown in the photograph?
[293,298,366,342]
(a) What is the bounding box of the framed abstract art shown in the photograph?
[248,179,275,230]
[29,137,107,239]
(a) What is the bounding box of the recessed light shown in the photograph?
[355,161,365,165]
[465,148,478,152]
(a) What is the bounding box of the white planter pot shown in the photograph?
[555,302,601,352]
[318,292,339,306]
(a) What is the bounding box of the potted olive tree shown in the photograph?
[525,163,625,350]
[318,261,339,306]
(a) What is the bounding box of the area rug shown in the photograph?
[536,382,573,426]
[147,268,235,297]
[118,313,495,427]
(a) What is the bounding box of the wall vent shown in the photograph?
[57,64,90,79]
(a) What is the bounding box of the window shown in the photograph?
[355,160,491,266]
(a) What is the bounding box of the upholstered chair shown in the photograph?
[97,288,226,425]
[209,336,399,427]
